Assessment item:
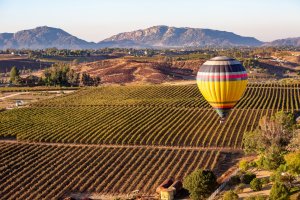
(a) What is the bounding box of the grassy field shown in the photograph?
[0,83,299,198]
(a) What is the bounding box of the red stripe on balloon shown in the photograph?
[197,74,248,79]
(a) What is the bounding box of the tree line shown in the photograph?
[8,63,101,87]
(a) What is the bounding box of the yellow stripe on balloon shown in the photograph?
[196,80,248,105]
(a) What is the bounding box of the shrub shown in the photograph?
[245,195,267,200]
[249,161,258,168]
[270,171,281,182]
[255,195,268,200]
[241,172,256,184]
[256,154,285,170]
[269,182,289,200]
[229,175,241,186]
[284,151,300,175]
[261,177,270,185]
[183,169,218,200]
[250,178,262,191]
[239,159,249,171]
[223,190,239,200]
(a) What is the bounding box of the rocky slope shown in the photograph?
[99,25,263,48]
[0,26,96,49]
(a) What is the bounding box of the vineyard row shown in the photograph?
[0,142,238,199]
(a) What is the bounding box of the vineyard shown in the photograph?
[0,142,239,200]
[0,83,299,148]
[0,83,299,199]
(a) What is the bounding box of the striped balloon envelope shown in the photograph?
[196,56,248,122]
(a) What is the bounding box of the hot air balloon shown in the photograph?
[196,56,248,123]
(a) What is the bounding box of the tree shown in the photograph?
[284,151,300,175]
[241,172,256,184]
[223,190,239,200]
[10,66,20,84]
[287,129,300,152]
[81,72,92,86]
[258,111,294,151]
[80,73,101,86]
[243,129,261,154]
[93,76,101,86]
[269,182,289,200]
[243,111,295,169]
[67,69,80,86]
[243,111,294,153]
[250,178,262,191]
[183,169,217,200]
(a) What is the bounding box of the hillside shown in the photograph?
[100,25,263,48]
[0,26,96,49]
[264,37,300,47]
[73,58,203,84]
[2,25,300,49]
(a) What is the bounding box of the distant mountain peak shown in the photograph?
[100,25,263,48]
[0,25,299,49]
[0,26,95,49]
[264,37,300,47]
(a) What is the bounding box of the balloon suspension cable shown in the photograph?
[220,117,226,124]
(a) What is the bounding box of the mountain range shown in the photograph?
[0,26,299,49]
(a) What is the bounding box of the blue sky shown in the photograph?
[0,0,299,42]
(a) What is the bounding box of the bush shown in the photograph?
[261,177,270,185]
[223,190,238,200]
[269,182,289,200]
[245,195,267,200]
[256,155,285,170]
[250,178,262,191]
[229,175,241,186]
[241,172,256,184]
[270,171,281,182]
[183,169,218,200]
[284,151,300,175]
[239,159,249,171]
[249,161,258,168]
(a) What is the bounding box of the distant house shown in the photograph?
[15,100,24,107]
